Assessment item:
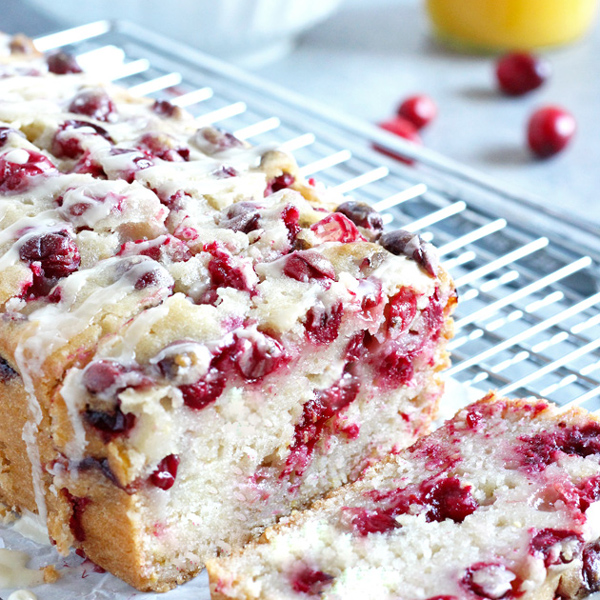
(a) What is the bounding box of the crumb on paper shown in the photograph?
[43,564,61,583]
[0,503,17,525]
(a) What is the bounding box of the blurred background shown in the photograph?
[3,0,600,222]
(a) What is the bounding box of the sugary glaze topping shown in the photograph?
[208,397,600,600]
[0,37,455,570]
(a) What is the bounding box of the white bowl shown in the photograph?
[28,0,345,66]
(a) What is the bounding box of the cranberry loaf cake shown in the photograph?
[0,36,456,591]
[208,394,600,600]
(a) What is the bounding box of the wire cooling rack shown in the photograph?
[32,20,600,413]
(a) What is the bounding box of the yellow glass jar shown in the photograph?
[426,0,599,51]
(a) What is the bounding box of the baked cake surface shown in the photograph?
[0,36,456,591]
[208,394,600,600]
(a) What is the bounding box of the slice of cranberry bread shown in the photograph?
[208,393,600,600]
[0,37,456,591]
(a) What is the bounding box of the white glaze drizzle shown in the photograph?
[0,549,44,588]
[15,256,173,510]
[0,210,67,271]
[8,590,38,600]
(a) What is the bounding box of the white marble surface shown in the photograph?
[7,0,600,224]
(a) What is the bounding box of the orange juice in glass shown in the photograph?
[426,0,599,51]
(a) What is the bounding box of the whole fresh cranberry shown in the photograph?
[527,106,576,158]
[496,52,550,96]
[47,51,83,75]
[69,89,117,122]
[397,95,437,130]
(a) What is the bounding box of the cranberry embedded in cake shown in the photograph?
[0,148,57,193]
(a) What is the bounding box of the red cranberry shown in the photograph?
[159,189,189,211]
[378,229,438,277]
[134,270,169,291]
[375,343,414,387]
[108,148,154,183]
[283,251,336,283]
[0,150,57,194]
[152,99,177,117]
[421,477,478,523]
[69,89,116,122]
[397,94,437,130]
[385,288,418,336]
[583,541,600,592]
[119,236,191,264]
[281,204,301,243]
[517,422,600,472]
[84,407,136,439]
[527,106,576,158]
[345,331,369,363]
[205,242,251,292]
[83,360,127,395]
[137,133,189,162]
[496,52,550,96]
[346,509,400,536]
[0,356,17,382]
[291,568,334,595]
[335,200,383,236]
[180,367,226,410]
[195,127,243,154]
[530,529,582,567]
[0,127,22,148]
[61,489,90,542]
[236,333,287,381]
[213,165,238,178]
[310,213,366,244]
[150,454,180,490]
[47,51,83,75]
[52,120,113,159]
[577,475,600,512]
[221,202,261,234]
[18,230,80,279]
[379,117,421,143]
[19,231,80,297]
[72,151,106,178]
[282,371,360,479]
[304,302,343,345]
[461,563,517,599]
[265,173,295,196]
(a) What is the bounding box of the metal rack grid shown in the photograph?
[33,20,600,413]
